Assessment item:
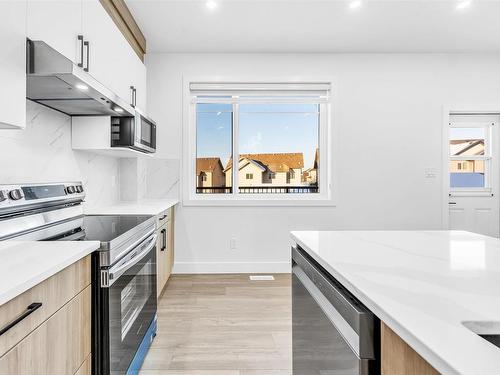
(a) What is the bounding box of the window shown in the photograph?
[449,122,491,191]
[185,81,333,205]
[202,174,207,182]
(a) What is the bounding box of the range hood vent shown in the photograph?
[26,40,134,117]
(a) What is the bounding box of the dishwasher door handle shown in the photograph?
[292,246,376,359]
[293,265,362,357]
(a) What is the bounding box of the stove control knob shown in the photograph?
[76,185,84,193]
[66,186,76,194]
[9,189,23,200]
[0,191,7,202]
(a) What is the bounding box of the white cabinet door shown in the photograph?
[131,56,147,111]
[27,0,83,64]
[0,0,26,129]
[82,0,146,110]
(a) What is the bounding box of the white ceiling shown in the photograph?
[126,0,500,53]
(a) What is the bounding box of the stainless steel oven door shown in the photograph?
[292,246,379,375]
[106,234,157,375]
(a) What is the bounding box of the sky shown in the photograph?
[196,103,319,168]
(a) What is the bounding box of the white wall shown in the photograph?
[146,53,500,273]
[0,100,120,208]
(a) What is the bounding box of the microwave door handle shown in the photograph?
[109,234,157,284]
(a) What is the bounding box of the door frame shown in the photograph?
[441,105,500,230]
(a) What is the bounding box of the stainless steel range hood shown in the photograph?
[26,40,134,117]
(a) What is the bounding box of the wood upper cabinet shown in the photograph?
[0,0,26,129]
[26,0,83,65]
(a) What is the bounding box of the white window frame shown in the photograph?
[449,120,493,196]
[182,77,337,206]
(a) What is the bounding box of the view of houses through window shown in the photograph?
[449,126,488,189]
[196,101,320,194]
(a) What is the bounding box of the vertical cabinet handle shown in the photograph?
[77,35,84,68]
[84,41,90,72]
[130,86,137,107]
[0,303,43,336]
[161,229,167,251]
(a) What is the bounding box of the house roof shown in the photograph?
[450,139,484,156]
[196,157,223,175]
[224,153,304,173]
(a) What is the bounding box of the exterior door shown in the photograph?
[448,114,500,238]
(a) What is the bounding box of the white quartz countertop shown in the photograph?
[290,230,500,375]
[0,241,100,306]
[84,199,178,216]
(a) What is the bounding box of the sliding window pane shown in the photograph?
[237,103,319,194]
[196,103,232,194]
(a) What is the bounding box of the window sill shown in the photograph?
[182,197,337,207]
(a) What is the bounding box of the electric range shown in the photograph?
[0,182,157,375]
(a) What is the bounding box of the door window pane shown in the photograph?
[449,127,485,156]
[237,103,320,194]
[450,160,486,188]
[196,103,232,194]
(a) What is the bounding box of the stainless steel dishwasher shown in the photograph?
[292,246,380,375]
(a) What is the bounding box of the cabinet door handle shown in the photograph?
[161,229,167,251]
[130,86,136,107]
[159,214,167,221]
[84,41,90,72]
[0,303,43,337]
[77,35,84,68]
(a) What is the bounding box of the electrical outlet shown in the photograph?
[230,237,237,250]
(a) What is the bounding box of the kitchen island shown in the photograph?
[291,230,500,375]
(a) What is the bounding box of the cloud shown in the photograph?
[243,132,263,153]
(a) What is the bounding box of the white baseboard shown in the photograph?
[172,261,291,274]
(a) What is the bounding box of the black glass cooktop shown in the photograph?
[49,214,153,243]
[81,215,152,242]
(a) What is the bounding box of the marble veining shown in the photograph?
[0,101,120,207]
[291,230,500,375]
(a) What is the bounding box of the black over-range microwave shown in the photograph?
[111,109,157,153]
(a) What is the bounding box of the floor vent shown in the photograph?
[249,275,275,281]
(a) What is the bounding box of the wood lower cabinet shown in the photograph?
[381,322,439,375]
[157,207,175,298]
[0,256,91,375]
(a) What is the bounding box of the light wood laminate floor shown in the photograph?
[139,274,292,375]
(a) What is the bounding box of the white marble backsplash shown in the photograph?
[120,158,180,201]
[0,101,120,208]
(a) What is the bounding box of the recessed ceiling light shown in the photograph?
[75,83,89,91]
[456,0,472,10]
[206,0,217,10]
[114,107,124,113]
[349,0,362,9]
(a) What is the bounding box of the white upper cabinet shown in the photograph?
[0,0,27,129]
[27,0,83,65]
[26,0,147,114]
[82,0,147,111]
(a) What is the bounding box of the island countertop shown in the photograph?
[290,230,500,375]
[0,241,100,306]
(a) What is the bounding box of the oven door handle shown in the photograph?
[109,234,157,284]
